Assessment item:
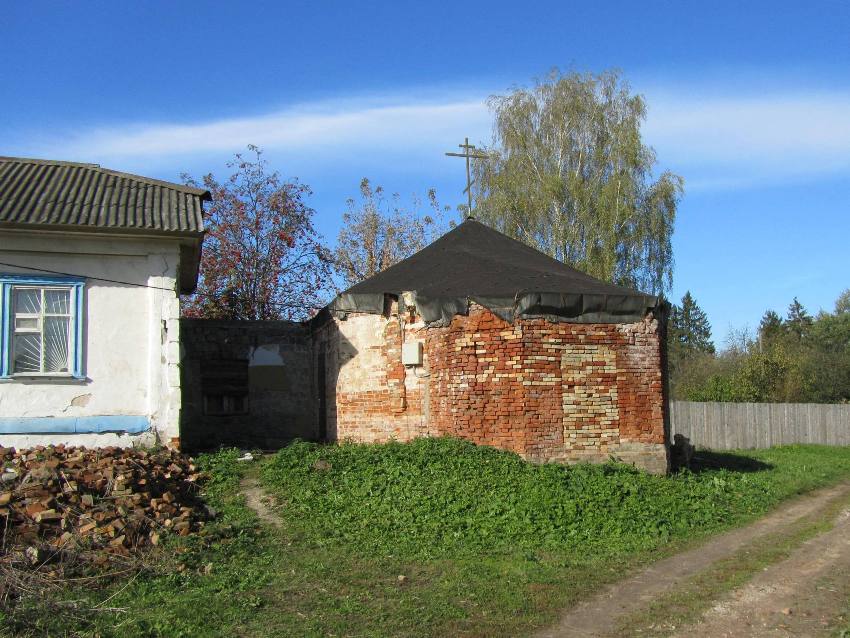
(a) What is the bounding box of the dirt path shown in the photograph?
[536,482,850,638]
[670,506,850,637]
[239,475,282,528]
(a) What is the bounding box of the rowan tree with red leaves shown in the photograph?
[181,146,332,320]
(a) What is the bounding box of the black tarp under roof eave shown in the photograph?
[329,289,660,326]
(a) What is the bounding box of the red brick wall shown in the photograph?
[318,303,668,473]
[424,305,667,471]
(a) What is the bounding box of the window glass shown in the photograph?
[13,333,42,373]
[15,288,41,315]
[11,287,73,374]
[14,316,38,330]
[45,289,70,315]
[44,316,70,372]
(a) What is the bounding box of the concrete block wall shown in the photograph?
[179,320,314,450]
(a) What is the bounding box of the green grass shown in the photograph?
[260,439,850,560]
[5,441,850,637]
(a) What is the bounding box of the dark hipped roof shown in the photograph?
[0,157,210,294]
[0,157,209,234]
[330,219,659,324]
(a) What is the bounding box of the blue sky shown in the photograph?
[3,1,849,344]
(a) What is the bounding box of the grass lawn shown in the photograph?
[5,439,850,637]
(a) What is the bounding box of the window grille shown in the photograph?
[0,275,85,378]
[12,287,73,374]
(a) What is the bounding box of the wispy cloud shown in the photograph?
[19,94,492,166]
[10,84,850,191]
[644,89,850,189]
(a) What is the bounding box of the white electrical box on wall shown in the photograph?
[401,341,424,366]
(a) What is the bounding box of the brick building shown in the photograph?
[312,219,669,474]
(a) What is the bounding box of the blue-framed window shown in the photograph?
[0,275,85,379]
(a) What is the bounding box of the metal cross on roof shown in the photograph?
[445,137,487,217]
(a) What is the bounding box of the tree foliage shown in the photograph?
[472,69,683,294]
[834,288,850,315]
[758,310,784,347]
[667,291,714,397]
[334,178,452,288]
[182,147,332,320]
[668,291,715,358]
[671,290,850,403]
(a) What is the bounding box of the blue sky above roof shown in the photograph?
[2,0,849,343]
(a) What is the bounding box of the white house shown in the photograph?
[0,157,208,449]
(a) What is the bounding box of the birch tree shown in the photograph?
[472,69,683,294]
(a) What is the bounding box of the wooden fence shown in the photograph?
[669,401,850,450]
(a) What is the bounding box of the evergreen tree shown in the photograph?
[666,302,684,361]
[672,291,715,355]
[758,310,784,346]
[786,297,813,341]
[673,288,850,403]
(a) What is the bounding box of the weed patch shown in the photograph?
[7,442,850,637]
[260,438,850,560]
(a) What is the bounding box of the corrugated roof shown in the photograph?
[0,156,209,234]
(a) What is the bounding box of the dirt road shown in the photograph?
[669,507,850,637]
[537,482,850,638]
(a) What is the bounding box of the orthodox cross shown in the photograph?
[445,137,487,216]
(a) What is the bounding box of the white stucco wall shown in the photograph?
[0,229,185,449]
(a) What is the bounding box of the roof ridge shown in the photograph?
[0,156,100,169]
[0,156,210,198]
[444,218,604,282]
[343,216,653,299]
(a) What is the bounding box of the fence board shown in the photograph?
[670,401,850,450]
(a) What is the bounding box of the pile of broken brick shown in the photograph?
[0,445,211,564]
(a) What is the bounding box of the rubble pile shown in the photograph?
[0,445,209,561]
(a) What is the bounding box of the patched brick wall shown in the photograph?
[316,303,667,473]
[561,344,619,454]
[312,300,433,444]
[424,305,667,472]
[183,304,667,471]
[425,311,529,456]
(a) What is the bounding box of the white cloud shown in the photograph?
[23,95,492,165]
[12,85,850,191]
[643,90,850,189]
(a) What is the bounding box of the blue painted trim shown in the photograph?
[73,283,84,376]
[0,283,10,378]
[0,274,86,286]
[0,415,150,435]
[0,274,86,379]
